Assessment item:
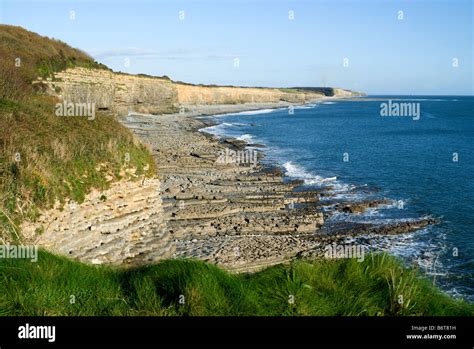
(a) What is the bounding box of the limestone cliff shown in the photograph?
[21,178,174,265]
[38,67,363,116]
[175,83,323,105]
[37,68,178,115]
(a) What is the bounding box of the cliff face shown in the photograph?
[38,68,178,115]
[292,87,366,97]
[38,67,362,116]
[175,84,323,105]
[21,178,175,265]
[332,88,366,97]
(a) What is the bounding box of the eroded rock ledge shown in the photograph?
[121,108,437,272]
[21,178,175,265]
[28,67,428,271]
[23,103,436,270]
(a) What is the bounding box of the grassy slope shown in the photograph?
[0,24,108,98]
[0,25,156,241]
[0,251,471,316]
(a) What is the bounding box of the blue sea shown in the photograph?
[202,96,474,302]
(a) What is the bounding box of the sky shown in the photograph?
[0,0,472,95]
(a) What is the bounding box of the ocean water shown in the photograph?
[202,96,474,302]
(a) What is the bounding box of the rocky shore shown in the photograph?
[120,102,437,272]
[22,99,437,271]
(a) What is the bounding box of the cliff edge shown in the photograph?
[37,67,364,116]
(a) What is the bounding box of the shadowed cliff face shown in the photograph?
[38,68,178,115]
[20,178,175,265]
[38,67,362,116]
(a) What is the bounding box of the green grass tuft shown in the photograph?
[0,251,471,316]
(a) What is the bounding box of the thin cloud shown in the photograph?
[88,47,244,61]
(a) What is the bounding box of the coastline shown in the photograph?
[121,100,438,273]
[2,16,474,323]
[21,98,441,273]
[20,96,468,301]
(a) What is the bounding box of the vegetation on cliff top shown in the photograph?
[0,25,108,100]
[0,25,156,242]
[0,251,471,316]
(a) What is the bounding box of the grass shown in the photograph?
[278,88,302,94]
[0,25,156,242]
[0,96,156,242]
[0,251,471,316]
[0,25,107,100]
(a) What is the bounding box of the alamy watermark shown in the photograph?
[325,243,365,262]
[55,100,96,120]
[18,323,55,343]
[216,148,258,167]
[380,100,420,120]
[0,244,38,262]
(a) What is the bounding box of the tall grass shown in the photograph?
[0,25,156,242]
[0,96,156,242]
[0,24,107,100]
[0,251,471,316]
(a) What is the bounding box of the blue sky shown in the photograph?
[0,0,472,95]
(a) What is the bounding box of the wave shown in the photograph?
[237,108,282,115]
[365,227,455,294]
[322,102,337,105]
[282,161,347,188]
[283,161,324,183]
[212,108,283,118]
[294,104,317,110]
[202,122,250,131]
[236,134,254,142]
[230,122,251,126]
[200,123,229,136]
[345,226,438,258]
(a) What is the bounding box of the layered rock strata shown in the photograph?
[121,109,436,272]
[37,67,362,116]
[21,178,174,265]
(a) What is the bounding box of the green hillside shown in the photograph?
[0,25,155,242]
[0,251,471,316]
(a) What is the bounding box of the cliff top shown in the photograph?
[0,25,364,98]
[0,24,108,99]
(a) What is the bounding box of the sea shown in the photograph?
[201,96,474,302]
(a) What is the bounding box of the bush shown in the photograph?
[0,57,31,100]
